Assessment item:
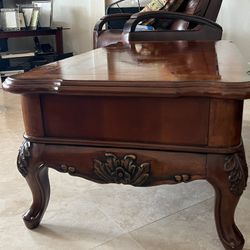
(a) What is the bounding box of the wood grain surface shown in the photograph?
[3,41,250,99]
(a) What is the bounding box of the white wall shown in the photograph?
[52,0,105,54]
[217,0,250,63]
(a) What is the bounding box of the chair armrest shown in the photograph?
[123,11,222,41]
[94,13,133,33]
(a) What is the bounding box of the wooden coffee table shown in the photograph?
[3,40,250,250]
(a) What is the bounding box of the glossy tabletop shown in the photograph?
[3,40,250,99]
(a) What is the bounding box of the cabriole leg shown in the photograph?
[207,149,248,250]
[17,140,50,229]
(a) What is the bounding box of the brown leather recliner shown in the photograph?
[94,0,223,49]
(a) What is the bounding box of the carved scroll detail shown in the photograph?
[17,140,31,177]
[94,153,151,186]
[59,164,76,174]
[238,148,249,185]
[224,153,248,196]
[172,174,191,183]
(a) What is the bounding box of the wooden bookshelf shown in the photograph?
[0,0,72,80]
[0,27,65,54]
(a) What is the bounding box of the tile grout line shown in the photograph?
[88,196,215,250]
[86,200,128,250]
[88,234,146,250]
[128,196,215,240]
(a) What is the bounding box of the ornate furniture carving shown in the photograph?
[3,40,250,250]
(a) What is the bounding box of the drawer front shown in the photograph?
[41,95,209,146]
[208,99,243,147]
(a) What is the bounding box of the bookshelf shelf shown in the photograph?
[0,27,65,54]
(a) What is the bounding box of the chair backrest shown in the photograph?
[171,0,222,30]
[94,0,223,49]
[123,11,222,42]
[107,7,143,29]
[203,0,222,21]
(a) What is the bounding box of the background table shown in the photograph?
[3,40,250,250]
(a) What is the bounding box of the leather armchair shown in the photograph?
[94,0,223,49]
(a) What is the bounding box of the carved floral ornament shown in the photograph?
[17,140,31,177]
[224,153,248,196]
[94,153,151,186]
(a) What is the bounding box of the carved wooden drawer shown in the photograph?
[36,144,207,186]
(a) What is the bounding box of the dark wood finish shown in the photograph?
[17,141,50,229]
[41,95,209,145]
[208,99,243,147]
[4,41,250,99]
[122,11,222,42]
[0,28,65,54]
[33,144,207,185]
[206,148,248,250]
[55,28,64,54]
[21,95,44,137]
[94,0,223,49]
[3,40,249,250]
[23,135,245,154]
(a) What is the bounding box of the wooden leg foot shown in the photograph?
[207,149,248,250]
[17,140,50,229]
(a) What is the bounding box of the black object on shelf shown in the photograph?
[30,53,73,68]
[34,36,54,55]
[1,52,73,71]
[0,27,65,54]
[0,39,8,52]
[107,7,144,29]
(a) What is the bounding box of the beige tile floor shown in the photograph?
[0,89,249,250]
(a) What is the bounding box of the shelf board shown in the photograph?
[0,52,72,60]
[0,52,73,73]
[0,27,69,39]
